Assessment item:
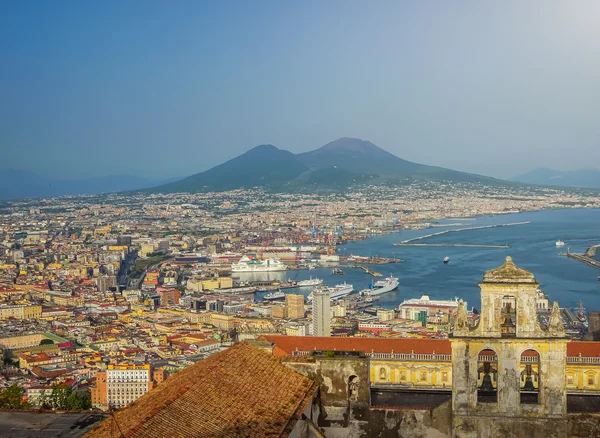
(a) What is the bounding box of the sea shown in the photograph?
[251,208,600,312]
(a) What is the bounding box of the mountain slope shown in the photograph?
[296,137,495,183]
[512,168,600,188]
[147,144,309,193]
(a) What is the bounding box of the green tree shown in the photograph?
[45,384,91,410]
[40,339,54,345]
[0,384,29,409]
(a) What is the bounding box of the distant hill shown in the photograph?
[152,144,310,193]
[0,169,177,200]
[144,137,501,194]
[512,168,600,189]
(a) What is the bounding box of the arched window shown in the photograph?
[520,349,540,404]
[379,367,387,381]
[477,349,498,403]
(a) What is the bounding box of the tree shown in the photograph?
[0,384,29,409]
[40,339,54,345]
[43,384,91,411]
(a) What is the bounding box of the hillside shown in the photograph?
[149,144,309,193]
[144,138,502,194]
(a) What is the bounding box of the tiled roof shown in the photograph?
[261,335,452,356]
[567,341,600,357]
[85,342,316,438]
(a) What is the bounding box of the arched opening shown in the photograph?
[379,367,387,382]
[501,296,516,337]
[520,349,539,404]
[477,349,498,403]
[348,375,359,402]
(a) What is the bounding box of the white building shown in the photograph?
[106,364,152,409]
[312,286,331,337]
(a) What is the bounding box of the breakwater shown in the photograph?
[395,221,531,245]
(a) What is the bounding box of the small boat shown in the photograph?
[332,268,345,275]
[263,290,285,301]
[443,256,450,264]
[556,240,565,247]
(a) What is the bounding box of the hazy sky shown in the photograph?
[1,1,599,179]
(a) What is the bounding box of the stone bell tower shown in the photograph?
[451,257,568,438]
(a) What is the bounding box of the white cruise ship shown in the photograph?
[231,256,287,273]
[298,277,323,287]
[307,282,353,302]
[361,276,399,297]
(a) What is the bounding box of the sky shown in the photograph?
[1,1,599,180]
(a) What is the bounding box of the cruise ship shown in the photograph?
[298,277,323,287]
[307,282,354,302]
[361,276,399,297]
[231,256,287,273]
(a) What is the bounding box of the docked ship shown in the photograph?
[361,276,399,297]
[298,277,323,287]
[556,240,565,247]
[231,256,288,272]
[263,289,285,301]
[307,282,354,302]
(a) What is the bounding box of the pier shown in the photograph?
[567,245,600,270]
[395,221,531,245]
[394,243,509,249]
[355,265,383,277]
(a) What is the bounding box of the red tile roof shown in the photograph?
[261,335,452,356]
[85,343,316,438]
[567,341,600,357]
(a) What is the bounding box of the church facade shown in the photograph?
[265,256,600,437]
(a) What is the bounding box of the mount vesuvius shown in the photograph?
[143,137,499,193]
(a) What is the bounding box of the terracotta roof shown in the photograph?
[261,335,452,356]
[85,343,316,438]
[567,341,600,357]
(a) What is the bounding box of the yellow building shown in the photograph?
[0,304,42,320]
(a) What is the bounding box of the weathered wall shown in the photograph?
[568,413,600,437]
[321,401,452,438]
[453,415,568,438]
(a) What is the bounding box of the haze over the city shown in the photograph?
[1,1,599,180]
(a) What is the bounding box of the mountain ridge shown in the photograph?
[143,137,502,194]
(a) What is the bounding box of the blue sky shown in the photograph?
[1,1,599,179]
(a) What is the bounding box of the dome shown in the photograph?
[481,256,537,284]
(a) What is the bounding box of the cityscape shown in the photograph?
[2,2,600,438]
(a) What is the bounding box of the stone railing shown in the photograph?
[365,352,452,362]
[567,356,600,364]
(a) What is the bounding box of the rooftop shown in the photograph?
[85,342,316,438]
[481,256,538,284]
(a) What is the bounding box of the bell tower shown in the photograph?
[451,257,568,437]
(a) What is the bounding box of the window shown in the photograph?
[567,375,574,385]
[420,371,427,381]
[400,371,406,381]
[588,375,595,386]
[442,371,448,382]
[379,367,387,381]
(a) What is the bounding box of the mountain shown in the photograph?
[144,137,501,194]
[512,168,600,189]
[150,144,309,193]
[0,170,178,200]
[296,137,494,182]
